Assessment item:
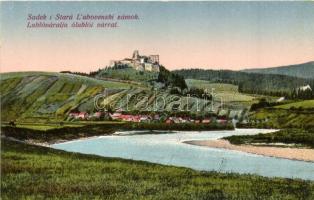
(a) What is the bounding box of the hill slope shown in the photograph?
[0,72,132,122]
[275,100,314,110]
[185,79,255,102]
[2,72,236,122]
[95,65,187,90]
[173,69,314,96]
[242,61,314,79]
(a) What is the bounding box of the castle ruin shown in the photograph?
[110,50,160,72]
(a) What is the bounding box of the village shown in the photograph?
[68,110,230,125]
[66,107,276,127]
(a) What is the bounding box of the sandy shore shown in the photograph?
[184,139,314,162]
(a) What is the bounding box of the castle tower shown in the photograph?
[132,50,139,60]
[149,55,159,64]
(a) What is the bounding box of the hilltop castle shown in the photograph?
[110,50,160,72]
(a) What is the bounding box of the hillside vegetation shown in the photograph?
[224,129,314,148]
[95,66,158,83]
[1,72,230,122]
[0,72,132,122]
[95,65,187,90]
[186,79,255,102]
[275,100,314,110]
[2,138,313,200]
[174,69,314,96]
[248,108,314,129]
[242,61,314,79]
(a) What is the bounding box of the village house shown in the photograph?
[299,84,312,91]
[78,112,88,120]
[276,97,285,102]
[217,119,228,125]
[137,115,148,122]
[90,112,105,120]
[202,119,211,124]
[69,112,89,120]
[69,112,80,119]
[110,112,122,120]
[166,119,173,124]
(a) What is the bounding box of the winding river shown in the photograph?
[52,129,314,180]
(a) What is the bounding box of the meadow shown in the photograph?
[185,79,255,102]
[2,138,313,200]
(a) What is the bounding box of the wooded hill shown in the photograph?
[242,61,314,79]
[94,65,187,90]
[173,69,314,97]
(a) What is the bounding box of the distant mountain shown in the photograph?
[241,61,314,79]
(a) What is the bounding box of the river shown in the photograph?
[52,129,314,180]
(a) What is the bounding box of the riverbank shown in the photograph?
[0,122,233,144]
[2,138,313,199]
[185,139,314,162]
[224,129,314,149]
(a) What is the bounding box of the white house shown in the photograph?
[299,85,312,91]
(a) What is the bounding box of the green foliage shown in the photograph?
[275,100,314,110]
[1,122,232,144]
[242,61,314,79]
[185,79,255,104]
[186,79,238,92]
[187,87,207,99]
[1,71,251,122]
[1,125,115,143]
[158,66,187,90]
[96,66,158,83]
[174,69,314,96]
[247,108,314,129]
[250,98,282,111]
[2,139,314,199]
[291,88,314,100]
[224,129,314,148]
[121,122,233,131]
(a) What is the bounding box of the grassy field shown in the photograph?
[275,100,314,110]
[224,129,314,148]
[185,79,255,102]
[2,138,313,200]
[248,108,314,128]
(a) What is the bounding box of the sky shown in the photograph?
[1,1,314,73]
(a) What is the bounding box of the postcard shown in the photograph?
[1,1,314,199]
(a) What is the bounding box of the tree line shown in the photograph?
[174,69,314,99]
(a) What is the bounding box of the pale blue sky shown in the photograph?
[1,1,314,72]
